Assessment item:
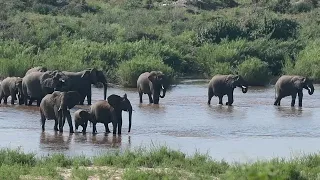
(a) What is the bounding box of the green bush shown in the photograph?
[287,39,320,81]
[117,55,174,87]
[238,57,271,86]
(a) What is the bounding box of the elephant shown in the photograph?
[22,71,69,106]
[89,94,132,135]
[137,71,168,104]
[40,91,81,133]
[208,74,248,106]
[74,109,91,133]
[62,68,108,105]
[274,75,314,107]
[0,77,24,105]
[25,66,48,75]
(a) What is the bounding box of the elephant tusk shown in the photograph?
[161,85,164,90]
[242,86,247,89]
[61,79,65,82]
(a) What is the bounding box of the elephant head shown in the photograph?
[295,77,314,95]
[148,71,168,104]
[107,94,132,133]
[228,75,248,93]
[41,71,70,93]
[58,91,81,112]
[15,77,24,105]
[82,68,98,85]
[96,70,108,100]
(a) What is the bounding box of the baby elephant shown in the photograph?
[74,109,91,133]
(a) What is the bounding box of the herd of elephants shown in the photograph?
[0,66,315,135]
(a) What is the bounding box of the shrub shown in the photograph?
[238,57,271,86]
[117,55,174,87]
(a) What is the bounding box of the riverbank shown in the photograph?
[1,146,319,180]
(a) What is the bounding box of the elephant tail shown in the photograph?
[274,87,276,100]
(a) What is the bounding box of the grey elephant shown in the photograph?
[0,77,24,105]
[90,94,132,135]
[40,91,81,133]
[74,109,91,133]
[208,74,248,105]
[62,68,107,105]
[274,75,314,107]
[25,66,48,75]
[137,71,168,104]
[22,71,69,106]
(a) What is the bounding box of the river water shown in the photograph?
[1,80,320,163]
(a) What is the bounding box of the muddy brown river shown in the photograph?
[1,80,320,163]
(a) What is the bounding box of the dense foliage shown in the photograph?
[0,0,319,86]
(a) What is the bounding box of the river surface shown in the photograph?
[1,80,320,163]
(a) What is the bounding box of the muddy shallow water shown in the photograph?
[1,80,320,163]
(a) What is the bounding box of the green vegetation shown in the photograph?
[1,0,320,86]
[3,146,320,179]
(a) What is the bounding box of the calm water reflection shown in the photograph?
[1,81,320,162]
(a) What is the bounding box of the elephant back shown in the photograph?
[90,100,114,124]
[22,72,44,98]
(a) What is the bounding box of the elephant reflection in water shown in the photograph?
[40,132,73,150]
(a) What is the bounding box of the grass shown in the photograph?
[3,146,320,179]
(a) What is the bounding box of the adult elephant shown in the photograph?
[0,77,24,105]
[208,74,248,106]
[274,75,314,107]
[62,68,107,105]
[90,94,132,135]
[25,66,47,75]
[22,71,69,106]
[137,71,168,104]
[40,91,81,133]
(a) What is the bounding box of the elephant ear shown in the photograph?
[148,71,157,82]
[58,91,80,112]
[293,77,306,89]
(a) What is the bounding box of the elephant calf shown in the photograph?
[274,75,314,107]
[74,109,91,133]
[40,91,81,133]
[208,74,248,106]
[0,77,24,105]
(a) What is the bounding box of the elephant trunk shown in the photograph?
[308,85,314,95]
[128,107,132,133]
[103,83,107,100]
[160,86,166,98]
[241,85,248,93]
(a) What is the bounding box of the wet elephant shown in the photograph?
[208,74,248,106]
[22,71,69,106]
[274,75,314,107]
[0,77,24,105]
[90,94,132,135]
[62,68,107,105]
[137,71,168,104]
[40,91,81,133]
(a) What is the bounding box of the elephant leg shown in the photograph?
[226,94,234,106]
[298,91,303,107]
[28,98,35,106]
[92,123,97,134]
[218,96,223,105]
[36,98,41,107]
[274,96,281,106]
[112,121,117,135]
[207,88,213,105]
[40,110,46,132]
[65,111,74,133]
[24,96,28,106]
[82,122,88,133]
[3,96,8,104]
[148,93,153,104]
[54,120,59,131]
[118,119,122,135]
[139,92,143,103]
[104,123,110,133]
[87,88,92,105]
[10,93,16,105]
[291,94,297,107]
